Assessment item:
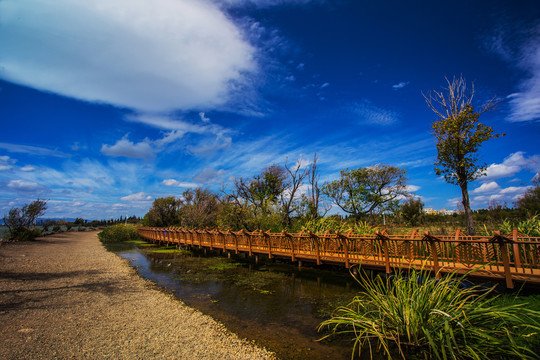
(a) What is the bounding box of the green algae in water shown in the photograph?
[151,248,192,255]
[207,262,242,271]
[125,240,148,245]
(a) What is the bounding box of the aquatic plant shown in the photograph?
[318,268,540,360]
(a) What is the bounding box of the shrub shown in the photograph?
[3,200,47,241]
[98,224,141,243]
[318,268,540,359]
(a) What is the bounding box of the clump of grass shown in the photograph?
[318,267,540,360]
[98,224,141,243]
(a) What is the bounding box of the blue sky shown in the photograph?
[1,0,539,219]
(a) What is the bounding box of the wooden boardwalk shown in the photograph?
[137,227,540,289]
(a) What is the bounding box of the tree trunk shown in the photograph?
[459,181,475,235]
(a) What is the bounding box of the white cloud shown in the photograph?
[406,185,421,192]
[352,100,399,126]
[7,179,41,192]
[483,152,540,180]
[472,181,500,194]
[392,81,409,90]
[101,136,155,160]
[500,186,531,195]
[162,179,199,188]
[120,192,152,202]
[20,165,36,172]
[199,112,211,123]
[0,0,256,113]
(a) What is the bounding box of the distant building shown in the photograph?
[423,208,457,215]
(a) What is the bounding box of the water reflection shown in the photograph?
[111,243,377,360]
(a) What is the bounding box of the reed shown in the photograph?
[318,268,540,359]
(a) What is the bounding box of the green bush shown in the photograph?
[319,268,540,359]
[8,227,42,242]
[98,224,141,243]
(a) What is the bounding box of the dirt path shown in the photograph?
[0,231,276,359]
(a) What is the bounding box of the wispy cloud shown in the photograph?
[0,0,256,113]
[351,100,399,126]
[7,179,42,192]
[0,142,69,158]
[0,155,14,171]
[218,0,319,9]
[486,25,540,122]
[193,168,228,184]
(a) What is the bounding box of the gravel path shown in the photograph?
[0,231,276,359]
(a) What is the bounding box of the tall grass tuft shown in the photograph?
[500,215,540,237]
[98,223,141,243]
[318,268,540,359]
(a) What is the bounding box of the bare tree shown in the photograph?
[424,75,501,235]
[280,157,310,227]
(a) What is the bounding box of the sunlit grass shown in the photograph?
[318,267,540,359]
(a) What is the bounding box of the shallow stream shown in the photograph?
[106,240,375,359]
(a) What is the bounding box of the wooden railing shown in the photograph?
[137,227,540,289]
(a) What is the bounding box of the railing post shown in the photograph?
[376,231,391,274]
[512,228,521,271]
[491,231,514,289]
[264,230,272,259]
[336,231,351,268]
[424,231,440,278]
[283,230,295,261]
[308,231,321,265]
[242,230,252,256]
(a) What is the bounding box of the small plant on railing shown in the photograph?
[318,267,540,360]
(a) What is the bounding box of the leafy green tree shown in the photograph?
[144,196,181,227]
[516,178,540,217]
[322,165,409,221]
[424,76,502,235]
[3,199,48,241]
[400,197,424,226]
